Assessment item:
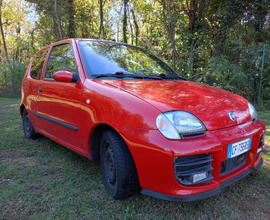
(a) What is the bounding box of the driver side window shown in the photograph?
[45,43,77,79]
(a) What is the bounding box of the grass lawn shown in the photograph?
[0,98,270,220]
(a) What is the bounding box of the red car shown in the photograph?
[20,39,265,201]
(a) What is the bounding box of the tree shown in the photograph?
[0,0,8,61]
[161,0,182,75]
[123,0,129,43]
[131,8,139,46]
[98,0,106,39]
[67,0,75,38]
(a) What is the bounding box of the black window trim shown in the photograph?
[43,42,78,82]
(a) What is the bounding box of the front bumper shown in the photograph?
[120,119,265,201]
[141,158,263,202]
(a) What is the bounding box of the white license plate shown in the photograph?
[227,137,252,159]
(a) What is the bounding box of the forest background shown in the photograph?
[0,0,269,110]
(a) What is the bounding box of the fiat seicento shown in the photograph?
[20,39,265,201]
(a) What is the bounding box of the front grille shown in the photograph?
[181,132,205,139]
[174,153,214,185]
[220,152,247,176]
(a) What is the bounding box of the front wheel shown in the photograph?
[22,109,39,139]
[100,130,139,200]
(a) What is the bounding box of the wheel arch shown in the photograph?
[20,104,26,118]
[89,124,138,170]
[89,124,116,162]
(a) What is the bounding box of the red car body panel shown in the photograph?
[102,79,251,131]
[20,39,265,201]
[120,119,264,196]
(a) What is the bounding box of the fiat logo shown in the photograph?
[229,112,236,121]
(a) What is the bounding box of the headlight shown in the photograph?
[156,113,180,139]
[156,111,206,140]
[248,102,258,121]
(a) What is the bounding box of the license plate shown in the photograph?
[227,137,252,159]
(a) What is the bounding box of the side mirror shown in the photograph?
[53,71,79,83]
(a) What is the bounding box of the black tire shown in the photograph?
[100,130,139,200]
[22,109,38,139]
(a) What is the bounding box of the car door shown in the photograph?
[35,42,84,149]
[25,48,49,130]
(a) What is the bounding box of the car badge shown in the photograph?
[229,112,236,122]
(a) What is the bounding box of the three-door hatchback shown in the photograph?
[20,39,265,201]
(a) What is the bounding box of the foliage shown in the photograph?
[0,0,269,106]
[196,43,270,108]
[197,56,252,97]
[0,0,34,63]
[0,58,27,98]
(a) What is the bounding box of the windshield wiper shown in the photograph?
[91,71,131,78]
[158,73,186,80]
[92,71,163,80]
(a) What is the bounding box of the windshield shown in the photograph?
[78,40,178,78]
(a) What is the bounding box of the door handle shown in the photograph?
[38,87,42,92]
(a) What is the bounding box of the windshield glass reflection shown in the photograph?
[78,40,177,78]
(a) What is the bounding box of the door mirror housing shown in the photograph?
[53,71,79,83]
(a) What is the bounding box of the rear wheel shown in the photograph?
[100,130,139,200]
[23,109,38,139]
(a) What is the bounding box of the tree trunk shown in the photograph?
[54,0,63,40]
[98,0,107,39]
[131,9,139,46]
[0,0,8,62]
[172,52,175,70]
[51,16,60,40]
[123,0,128,43]
[67,0,75,38]
[98,0,103,39]
[129,9,134,45]
[30,29,35,55]
[15,25,21,61]
[188,0,198,35]
[162,0,182,75]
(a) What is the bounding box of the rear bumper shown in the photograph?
[141,158,263,202]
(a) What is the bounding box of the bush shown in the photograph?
[196,44,270,109]
[0,59,27,98]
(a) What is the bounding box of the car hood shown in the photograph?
[101,80,251,131]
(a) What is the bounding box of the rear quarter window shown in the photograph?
[30,49,48,80]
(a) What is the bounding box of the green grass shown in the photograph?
[258,111,270,147]
[0,98,270,220]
